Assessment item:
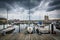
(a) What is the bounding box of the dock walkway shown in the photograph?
[0,33,60,40]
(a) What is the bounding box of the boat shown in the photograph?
[0,25,15,35]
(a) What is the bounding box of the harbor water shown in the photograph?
[0,24,60,34]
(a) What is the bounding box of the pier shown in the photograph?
[0,33,60,40]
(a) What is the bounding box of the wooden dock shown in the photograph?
[0,33,60,40]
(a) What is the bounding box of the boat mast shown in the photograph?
[28,0,30,26]
[7,9,8,24]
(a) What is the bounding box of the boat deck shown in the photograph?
[0,33,60,40]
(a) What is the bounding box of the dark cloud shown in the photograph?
[0,0,20,1]
[0,0,60,11]
[47,0,60,11]
[0,0,42,10]
[0,2,6,8]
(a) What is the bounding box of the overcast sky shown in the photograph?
[0,0,60,20]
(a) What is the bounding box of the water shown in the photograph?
[0,24,60,33]
[0,24,34,33]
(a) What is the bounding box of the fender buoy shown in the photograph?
[27,27,33,33]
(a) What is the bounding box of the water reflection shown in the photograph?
[0,24,57,34]
[0,24,35,33]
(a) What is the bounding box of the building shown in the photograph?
[0,18,7,24]
[44,15,49,21]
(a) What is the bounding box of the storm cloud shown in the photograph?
[47,0,60,11]
[0,0,60,11]
[0,0,42,10]
[0,0,60,20]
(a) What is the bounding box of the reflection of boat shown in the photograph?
[40,25,44,27]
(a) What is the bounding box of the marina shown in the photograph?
[0,0,60,40]
[0,20,60,40]
[0,16,60,40]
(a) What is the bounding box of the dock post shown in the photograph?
[49,24,50,34]
[3,24,5,29]
[19,24,20,33]
[51,24,54,34]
